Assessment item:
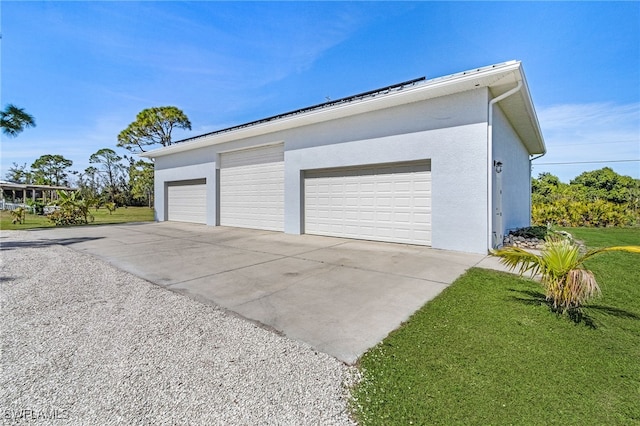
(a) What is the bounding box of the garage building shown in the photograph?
[142,61,545,254]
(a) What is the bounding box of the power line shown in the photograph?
[550,139,639,148]
[534,159,640,165]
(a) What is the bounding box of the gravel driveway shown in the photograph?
[0,231,357,425]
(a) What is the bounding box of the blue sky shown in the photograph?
[1,1,639,183]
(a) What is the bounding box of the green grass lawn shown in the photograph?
[0,206,154,230]
[352,227,640,425]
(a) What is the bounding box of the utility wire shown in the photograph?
[551,139,639,147]
[534,159,640,165]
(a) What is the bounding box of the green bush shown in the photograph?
[509,225,549,240]
[10,207,26,224]
[531,169,640,228]
[104,202,117,214]
[47,209,83,226]
[47,190,95,226]
[26,199,45,215]
[533,200,636,227]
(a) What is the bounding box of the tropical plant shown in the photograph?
[10,207,26,224]
[1,104,36,137]
[104,202,117,215]
[26,199,45,215]
[48,190,95,225]
[493,236,640,313]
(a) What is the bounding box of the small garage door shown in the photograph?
[167,179,207,224]
[220,144,284,231]
[305,161,431,245]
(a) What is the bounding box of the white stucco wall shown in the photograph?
[152,87,493,254]
[284,123,489,253]
[281,89,489,253]
[492,104,531,237]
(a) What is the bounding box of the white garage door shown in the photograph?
[167,179,207,224]
[305,161,431,245]
[220,144,284,231]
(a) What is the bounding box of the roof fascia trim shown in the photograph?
[142,61,528,158]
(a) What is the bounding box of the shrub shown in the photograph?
[532,200,636,227]
[10,207,26,224]
[47,190,95,226]
[26,199,45,215]
[493,237,640,314]
[510,225,549,240]
[47,209,83,226]
[104,202,117,215]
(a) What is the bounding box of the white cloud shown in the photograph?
[85,2,366,94]
[534,102,640,181]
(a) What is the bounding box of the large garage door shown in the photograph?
[167,179,207,224]
[220,144,284,231]
[305,161,431,245]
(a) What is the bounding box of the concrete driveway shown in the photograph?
[14,222,505,364]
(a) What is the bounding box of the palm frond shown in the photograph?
[1,104,36,137]
[565,268,601,309]
[541,238,580,277]
[492,247,542,277]
[494,236,638,316]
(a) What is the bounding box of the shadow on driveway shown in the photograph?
[0,237,104,251]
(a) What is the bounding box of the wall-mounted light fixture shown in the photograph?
[494,161,503,174]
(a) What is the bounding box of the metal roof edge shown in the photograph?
[516,64,546,155]
[141,61,529,158]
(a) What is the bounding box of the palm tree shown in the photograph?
[1,104,36,137]
[493,236,640,313]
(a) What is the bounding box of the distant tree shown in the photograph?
[570,167,638,204]
[5,162,33,184]
[31,154,73,186]
[531,169,640,227]
[84,166,100,196]
[128,160,154,207]
[89,148,125,203]
[117,106,191,153]
[531,172,567,204]
[75,166,100,200]
[0,104,36,137]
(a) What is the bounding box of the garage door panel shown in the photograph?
[220,144,284,232]
[167,181,207,224]
[305,162,431,246]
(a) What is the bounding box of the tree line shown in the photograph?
[3,105,192,210]
[532,167,640,227]
[5,151,154,208]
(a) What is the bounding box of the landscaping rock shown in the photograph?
[503,229,586,252]
[0,231,357,425]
